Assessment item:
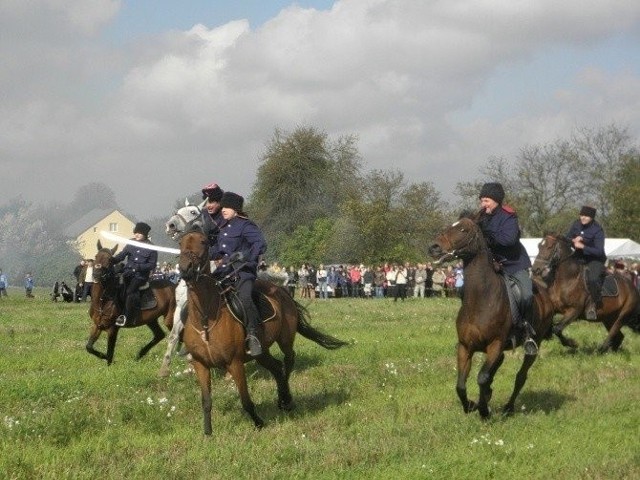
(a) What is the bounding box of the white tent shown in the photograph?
[522,238,640,262]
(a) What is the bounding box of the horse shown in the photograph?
[85,241,177,365]
[159,200,288,377]
[531,233,640,352]
[428,217,555,418]
[178,228,347,435]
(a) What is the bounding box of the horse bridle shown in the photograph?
[434,221,482,263]
[532,235,569,278]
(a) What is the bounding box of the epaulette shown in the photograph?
[501,205,516,214]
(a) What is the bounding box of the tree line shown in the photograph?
[0,123,637,286]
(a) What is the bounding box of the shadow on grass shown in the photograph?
[244,351,335,379]
[512,388,575,415]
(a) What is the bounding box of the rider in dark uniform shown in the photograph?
[111,222,157,327]
[478,182,538,355]
[566,205,607,320]
[210,192,267,357]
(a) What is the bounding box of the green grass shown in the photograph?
[1,289,639,479]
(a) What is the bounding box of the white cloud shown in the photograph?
[2,0,640,217]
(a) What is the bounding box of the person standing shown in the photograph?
[414,263,427,298]
[316,264,328,299]
[24,273,35,298]
[210,192,267,357]
[111,222,157,327]
[0,269,8,297]
[478,182,537,355]
[394,264,408,301]
[566,205,607,320]
[80,259,95,302]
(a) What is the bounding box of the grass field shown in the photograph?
[1,289,639,479]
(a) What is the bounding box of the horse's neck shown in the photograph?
[463,249,502,292]
[553,253,583,284]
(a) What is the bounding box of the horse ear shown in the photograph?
[185,198,189,206]
[97,240,103,251]
[111,245,118,255]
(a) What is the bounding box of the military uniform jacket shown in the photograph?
[566,220,606,263]
[211,216,267,280]
[200,210,223,251]
[112,240,158,281]
[479,206,531,274]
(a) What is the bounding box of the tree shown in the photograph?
[249,126,361,259]
[606,154,640,238]
[456,124,638,236]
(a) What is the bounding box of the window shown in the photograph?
[109,223,118,232]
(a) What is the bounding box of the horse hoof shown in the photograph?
[464,400,477,413]
[278,399,295,411]
[501,404,514,416]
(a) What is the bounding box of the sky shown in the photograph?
[2,0,640,220]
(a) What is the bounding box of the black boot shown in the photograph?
[245,315,262,357]
[522,321,538,356]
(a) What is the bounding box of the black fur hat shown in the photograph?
[219,192,244,212]
[133,222,151,237]
[479,182,505,204]
[579,205,596,218]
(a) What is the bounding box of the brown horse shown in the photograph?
[178,229,347,435]
[86,241,177,365]
[531,234,640,352]
[429,218,555,418]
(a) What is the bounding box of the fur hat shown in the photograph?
[479,182,505,204]
[201,182,223,202]
[133,222,151,237]
[579,205,596,218]
[219,192,244,212]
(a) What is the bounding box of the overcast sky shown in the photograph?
[2,0,640,219]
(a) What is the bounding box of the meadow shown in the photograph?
[1,289,639,480]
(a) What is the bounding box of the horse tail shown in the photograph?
[294,301,348,350]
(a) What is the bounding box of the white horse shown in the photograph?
[158,199,288,377]
[159,199,204,378]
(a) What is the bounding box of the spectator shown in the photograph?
[308,264,317,298]
[414,263,427,298]
[316,264,328,299]
[425,262,434,297]
[454,263,464,298]
[432,268,446,297]
[386,265,397,298]
[0,269,8,297]
[327,266,339,298]
[349,265,362,298]
[286,266,298,298]
[81,259,95,302]
[24,273,35,298]
[394,264,408,301]
[362,266,374,298]
[374,266,386,298]
[298,264,309,298]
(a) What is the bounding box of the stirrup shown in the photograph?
[245,334,262,357]
[115,315,127,326]
[523,337,538,356]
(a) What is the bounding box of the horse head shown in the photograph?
[178,225,210,282]
[166,198,204,241]
[531,233,572,281]
[94,240,118,284]
[429,217,483,264]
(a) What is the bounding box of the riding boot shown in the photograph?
[244,313,262,357]
[522,321,538,356]
[584,297,598,320]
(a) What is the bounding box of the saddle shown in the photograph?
[581,269,619,298]
[503,274,526,326]
[224,284,278,327]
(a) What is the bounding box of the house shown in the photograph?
[65,209,135,260]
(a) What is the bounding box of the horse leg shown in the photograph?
[136,320,166,360]
[227,359,264,429]
[598,315,625,353]
[476,341,504,419]
[455,343,476,413]
[85,324,109,361]
[159,281,188,377]
[280,343,296,383]
[105,327,119,365]
[503,354,537,415]
[192,361,213,436]
[256,350,294,411]
[552,313,580,349]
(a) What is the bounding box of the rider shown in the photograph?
[112,222,157,327]
[478,182,538,355]
[200,182,225,253]
[566,205,606,320]
[210,192,267,357]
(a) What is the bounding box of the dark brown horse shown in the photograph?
[531,234,640,352]
[178,229,347,435]
[429,218,555,418]
[86,241,177,365]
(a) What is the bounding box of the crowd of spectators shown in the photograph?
[274,261,469,299]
